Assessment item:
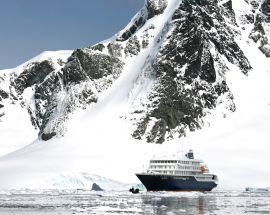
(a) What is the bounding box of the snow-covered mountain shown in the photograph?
[0,0,269,189]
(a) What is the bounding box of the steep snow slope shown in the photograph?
[0,0,269,189]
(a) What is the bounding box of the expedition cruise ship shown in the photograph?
[136,150,218,191]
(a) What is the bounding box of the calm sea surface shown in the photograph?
[0,190,269,214]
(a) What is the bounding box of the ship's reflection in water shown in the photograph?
[141,193,217,214]
[140,191,270,215]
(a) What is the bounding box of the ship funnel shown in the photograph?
[185,149,194,159]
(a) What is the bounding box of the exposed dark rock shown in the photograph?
[219,0,238,26]
[146,0,168,19]
[34,72,66,136]
[141,24,155,49]
[117,14,146,41]
[250,0,260,9]
[146,118,167,143]
[63,48,124,85]
[119,31,132,42]
[116,0,167,41]
[250,22,265,42]
[132,0,251,143]
[14,60,54,94]
[245,14,255,23]
[91,183,103,191]
[35,72,99,141]
[108,42,123,58]
[223,0,233,11]
[214,81,229,96]
[173,0,251,73]
[249,0,270,57]
[132,116,150,140]
[9,42,124,141]
[0,89,9,100]
[125,36,141,57]
[41,132,56,141]
[91,44,105,52]
[261,0,270,22]
[259,38,270,57]
[34,46,123,140]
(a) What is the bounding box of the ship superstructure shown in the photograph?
[136,150,218,191]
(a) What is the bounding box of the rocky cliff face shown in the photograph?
[131,0,252,143]
[0,0,269,144]
[237,0,270,57]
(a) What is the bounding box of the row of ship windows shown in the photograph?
[150,160,200,165]
[150,165,200,170]
[180,166,200,170]
[156,171,196,175]
[150,166,175,169]
[150,160,177,164]
[159,171,174,174]
[175,171,197,175]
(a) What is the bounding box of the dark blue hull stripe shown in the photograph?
[136,174,217,191]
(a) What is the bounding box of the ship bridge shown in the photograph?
[147,150,212,178]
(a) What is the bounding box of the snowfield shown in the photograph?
[0,0,269,190]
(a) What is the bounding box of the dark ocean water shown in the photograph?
[0,190,269,214]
